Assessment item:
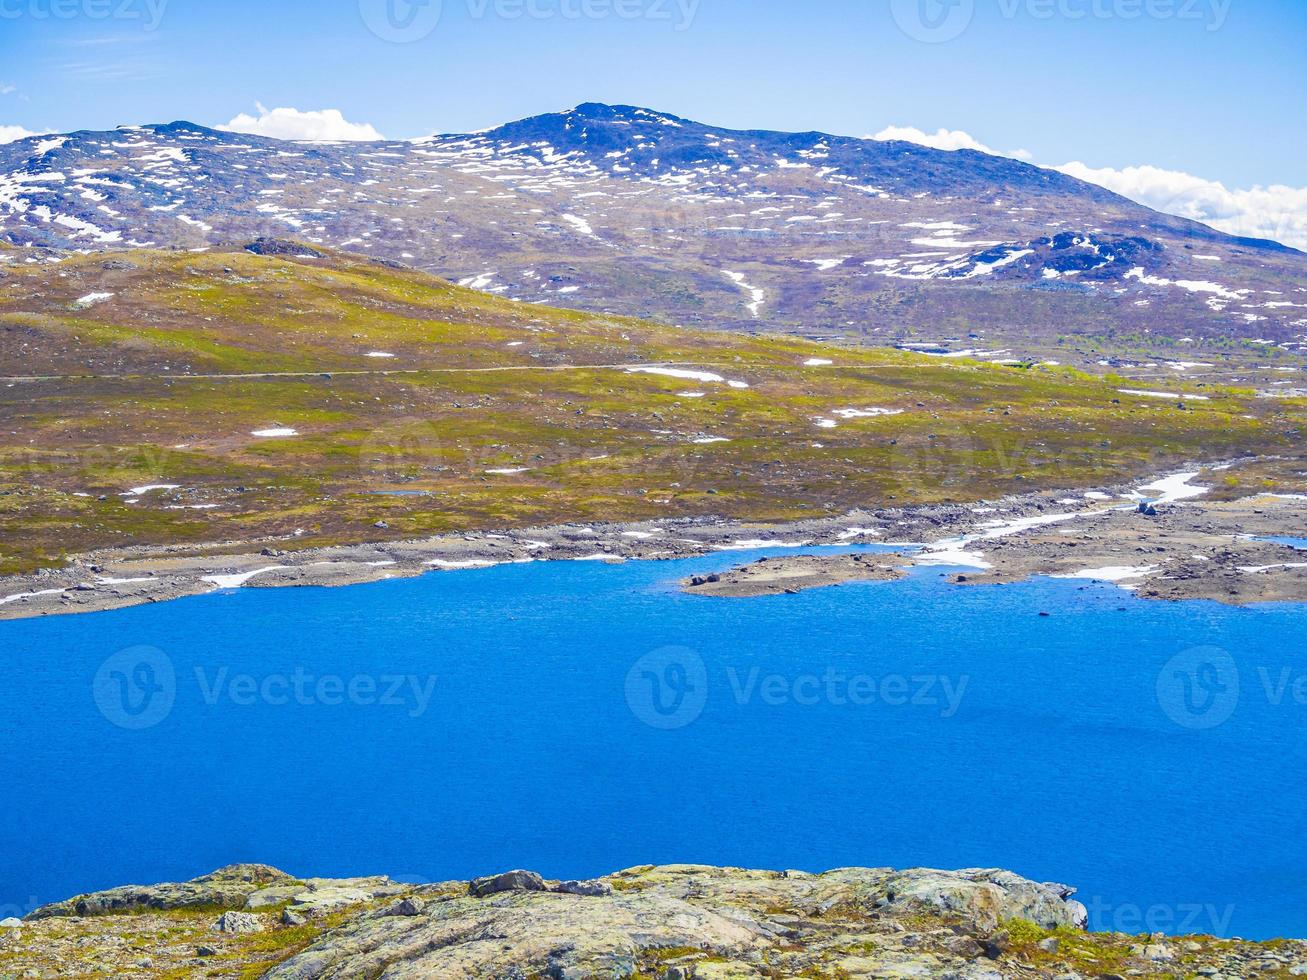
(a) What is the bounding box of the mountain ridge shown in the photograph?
[6,101,1295,254]
[2,103,1305,364]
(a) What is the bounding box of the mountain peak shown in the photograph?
[567,102,689,124]
[146,120,226,138]
[1,104,1301,349]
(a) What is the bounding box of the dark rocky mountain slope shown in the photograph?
[2,104,1304,360]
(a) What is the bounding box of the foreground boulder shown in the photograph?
[468,869,548,897]
[213,911,264,935]
[263,864,1088,978]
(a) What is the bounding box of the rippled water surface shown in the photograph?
[3,547,1304,938]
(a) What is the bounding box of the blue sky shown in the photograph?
[0,0,1303,186]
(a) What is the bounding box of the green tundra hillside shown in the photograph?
[0,244,1301,573]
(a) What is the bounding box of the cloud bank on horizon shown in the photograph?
[0,125,43,144]
[872,126,1034,162]
[1055,160,1307,252]
[217,104,385,142]
[875,125,1307,251]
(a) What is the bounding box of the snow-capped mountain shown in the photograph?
[2,103,1304,354]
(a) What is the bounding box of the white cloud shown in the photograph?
[0,125,42,144]
[1056,161,1307,251]
[871,125,1032,161]
[871,123,1306,251]
[873,125,992,153]
[217,104,384,142]
[0,84,16,96]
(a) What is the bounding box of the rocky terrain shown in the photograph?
[682,552,906,597]
[6,244,1299,583]
[5,862,1306,978]
[1,458,1303,618]
[2,104,1306,367]
[677,470,1307,605]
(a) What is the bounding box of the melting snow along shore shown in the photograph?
[1,470,1303,619]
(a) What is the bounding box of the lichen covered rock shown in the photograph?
[263,864,1089,978]
[28,863,290,918]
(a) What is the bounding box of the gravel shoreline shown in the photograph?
[2,466,1304,620]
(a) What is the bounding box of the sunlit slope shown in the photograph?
[0,246,1300,572]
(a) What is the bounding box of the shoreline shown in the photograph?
[2,464,1305,620]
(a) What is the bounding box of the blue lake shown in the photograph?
[3,547,1306,939]
[1261,536,1307,551]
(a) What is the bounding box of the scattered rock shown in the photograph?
[554,879,614,898]
[1140,942,1175,960]
[682,552,907,598]
[244,238,323,258]
[980,929,1011,959]
[469,870,547,897]
[384,896,426,917]
[213,911,264,934]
